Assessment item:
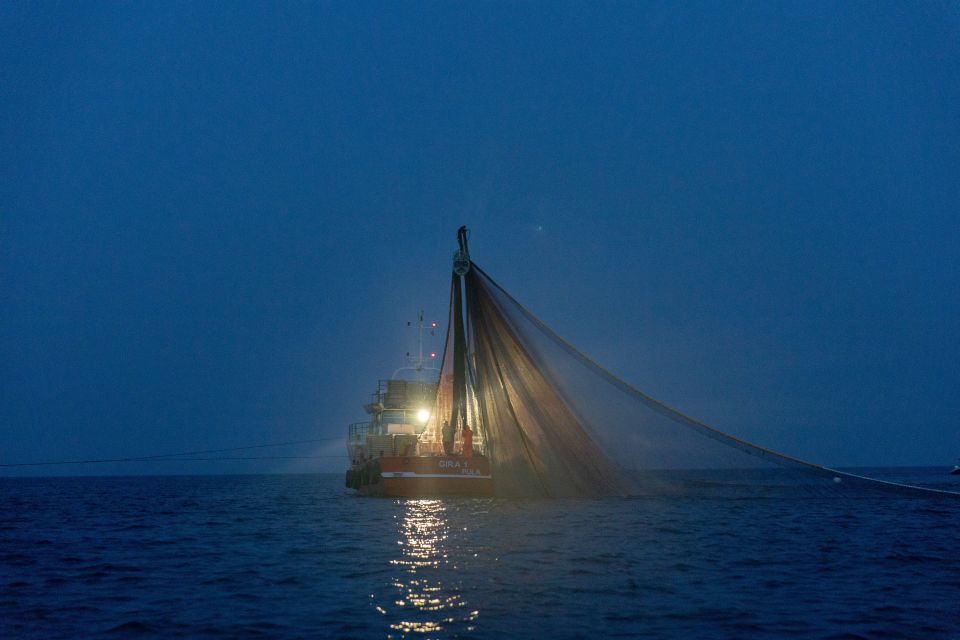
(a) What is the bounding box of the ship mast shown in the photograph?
[391,311,439,382]
[449,227,471,435]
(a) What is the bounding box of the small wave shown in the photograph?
[106,620,155,634]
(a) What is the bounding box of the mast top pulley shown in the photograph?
[453,225,471,275]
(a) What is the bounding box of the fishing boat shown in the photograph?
[345,229,493,497]
[345,227,960,500]
[951,460,960,475]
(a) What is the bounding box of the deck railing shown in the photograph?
[348,422,371,442]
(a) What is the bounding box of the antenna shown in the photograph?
[417,309,424,373]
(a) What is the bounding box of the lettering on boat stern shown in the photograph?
[438,459,483,475]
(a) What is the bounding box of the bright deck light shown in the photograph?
[416,409,430,424]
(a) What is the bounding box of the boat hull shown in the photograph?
[348,455,493,497]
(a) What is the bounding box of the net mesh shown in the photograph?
[426,261,958,499]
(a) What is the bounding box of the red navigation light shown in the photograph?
[430,352,437,359]
[431,322,437,328]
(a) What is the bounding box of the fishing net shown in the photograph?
[428,260,958,499]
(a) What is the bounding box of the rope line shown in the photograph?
[0,437,343,468]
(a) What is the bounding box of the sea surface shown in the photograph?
[2,470,959,639]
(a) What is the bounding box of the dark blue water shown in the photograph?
[2,471,959,639]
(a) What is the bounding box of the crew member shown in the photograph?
[441,420,455,455]
[462,424,473,458]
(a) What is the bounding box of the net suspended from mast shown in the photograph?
[426,230,959,499]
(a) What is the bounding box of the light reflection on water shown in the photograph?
[380,499,478,638]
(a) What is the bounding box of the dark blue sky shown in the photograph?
[2,2,958,474]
